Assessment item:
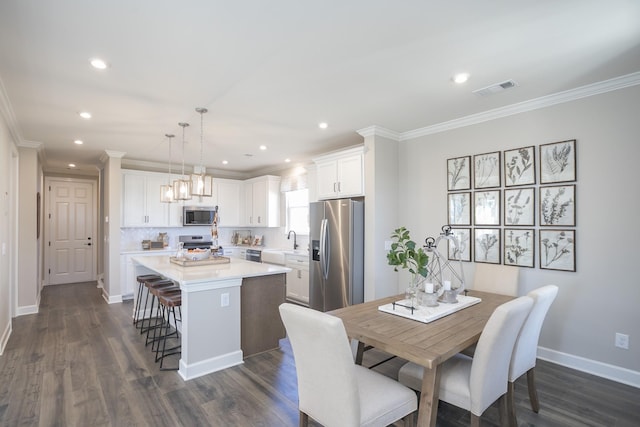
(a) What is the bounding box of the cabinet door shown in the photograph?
[252,180,267,225]
[145,174,170,227]
[299,267,310,304]
[244,182,254,225]
[337,154,364,197]
[217,180,242,226]
[122,174,147,227]
[168,202,183,227]
[316,161,338,199]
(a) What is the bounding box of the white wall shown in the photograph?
[396,85,640,381]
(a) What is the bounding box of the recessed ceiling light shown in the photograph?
[259,145,267,150]
[318,122,328,129]
[285,158,291,163]
[90,58,108,70]
[68,163,76,168]
[74,139,83,145]
[79,111,92,119]
[452,73,470,84]
[222,160,228,165]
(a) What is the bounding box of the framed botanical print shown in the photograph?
[448,192,471,225]
[504,187,535,226]
[504,146,535,186]
[540,139,576,184]
[504,228,535,268]
[540,185,575,226]
[474,190,500,226]
[540,229,576,272]
[448,228,471,262]
[474,151,501,189]
[447,156,471,191]
[474,228,501,264]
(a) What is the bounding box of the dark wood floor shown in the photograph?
[0,283,638,427]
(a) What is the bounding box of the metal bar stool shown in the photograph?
[147,286,181,350]
[156,292,182,371]
[139,278,175,336]
[134,274,162,328]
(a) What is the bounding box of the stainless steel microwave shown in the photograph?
[183,206,215,226]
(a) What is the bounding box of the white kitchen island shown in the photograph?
[132,255,290,381]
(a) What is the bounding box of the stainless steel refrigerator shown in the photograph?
[309,199,364,312]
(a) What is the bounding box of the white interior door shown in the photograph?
[47,179,96,285]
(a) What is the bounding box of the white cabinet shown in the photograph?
[285,253,309,305]
[216,179,242,227]
[120,250,174,299]
[122,171,171,227]
[244,175,280,227]
[313,146,364,199]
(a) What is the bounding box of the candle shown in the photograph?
[444,280,452,291]
[425,283,434,293]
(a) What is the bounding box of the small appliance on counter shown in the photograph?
[141,239,165,250]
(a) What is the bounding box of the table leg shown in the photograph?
[354,341,365,365]
[417,366,441,427]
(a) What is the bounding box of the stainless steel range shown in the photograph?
[179,235,213,250]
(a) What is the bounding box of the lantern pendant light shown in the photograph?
[160,133,176,203]
[173,122,192,201]
[191,107,213,197]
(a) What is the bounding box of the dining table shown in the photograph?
[329,290,513,427]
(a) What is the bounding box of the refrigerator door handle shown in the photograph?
[320,218,330,279]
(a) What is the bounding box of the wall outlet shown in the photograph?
[221,293,230,307]
[615,333,629,349]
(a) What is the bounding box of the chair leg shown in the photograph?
[526,368,540,413]
[508,381,517,427]
[498,393,509,427]
[471,413,481,427]
[299,411,308,427]
[403,411,416,427]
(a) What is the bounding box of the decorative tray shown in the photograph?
[378,295,481,324]
[169,256,231,267]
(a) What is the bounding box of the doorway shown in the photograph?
[44,177,97,285]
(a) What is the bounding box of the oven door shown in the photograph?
[246,249,262,263]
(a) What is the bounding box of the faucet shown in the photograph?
[287,230,298,250]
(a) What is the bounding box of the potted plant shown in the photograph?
[387,227,429,290]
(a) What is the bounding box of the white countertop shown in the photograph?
[132,254,290,286]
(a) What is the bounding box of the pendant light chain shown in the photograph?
[180,122,188,178]
[198,107,206,172]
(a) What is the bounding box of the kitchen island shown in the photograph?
[132,255,290,380]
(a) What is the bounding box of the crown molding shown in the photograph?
[401,71,640,140]
[357,125,401,141]
[0,76,23,145]
[17,140,43,150]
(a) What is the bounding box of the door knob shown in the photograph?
[85,243,92,246]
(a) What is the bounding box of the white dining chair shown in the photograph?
[471,263,520,296]
[508,285,559,426]
[398,296,533,427]
[279,303,417,427]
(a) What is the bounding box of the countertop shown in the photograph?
[132,254,290,286]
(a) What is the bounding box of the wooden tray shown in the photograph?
[169,256,231,267]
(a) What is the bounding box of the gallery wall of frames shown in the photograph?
[446,139,576,272]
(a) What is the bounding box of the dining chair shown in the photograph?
[279,303,417,427]
[398,296,533,427]
[507,285,558,426]
[471,263,520,296]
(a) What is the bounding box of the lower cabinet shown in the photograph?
[120,250,174,300]
[285,254,309,305]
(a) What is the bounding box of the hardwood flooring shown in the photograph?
[0,282,638,426]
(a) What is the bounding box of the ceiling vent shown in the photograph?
[473,80,518,97]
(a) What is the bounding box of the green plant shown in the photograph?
[387,227,429,280]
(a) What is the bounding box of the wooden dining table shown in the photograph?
[329,290,513,427]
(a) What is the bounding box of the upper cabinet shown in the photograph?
[244,175,281,227]
[313,146,364,199]
[122,171,171,227]
[216,178,242,227]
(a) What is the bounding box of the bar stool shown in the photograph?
[139,278,175,335]
[156,292,182,370]
[146,285,181,348]
[134,274,161,328]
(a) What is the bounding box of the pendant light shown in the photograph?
[190,107,213,197]
[160,133,176,203]
[173,122,192,201]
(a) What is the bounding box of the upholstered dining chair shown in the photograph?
[279,303,417,427]
[398,296,533,427]
[508,285,559,426]
[471,263,520,296]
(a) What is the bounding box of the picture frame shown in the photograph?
[540,139,576,184]
[448,192,471,225]
[474,190,501,226]
[540,184,575,226]
[540,229,576,272]
[447,156,471,191]
[504,228,535,268]
[474,228,501,264]
[473,151,501,189]
[504,146,535,186]
[448,228,471,262]
[504,187,535,226]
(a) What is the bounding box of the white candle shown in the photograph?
[425,283,434,293]
[444,280,452,291]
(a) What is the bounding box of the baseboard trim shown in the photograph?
[101,289,123,304]
[0,321,11,355]
[538,346,640,389]
[16,304,39,316]
[178,350,244,381]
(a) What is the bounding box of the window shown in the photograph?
[285,189,309,235]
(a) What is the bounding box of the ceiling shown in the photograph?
[1,1,639,178]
